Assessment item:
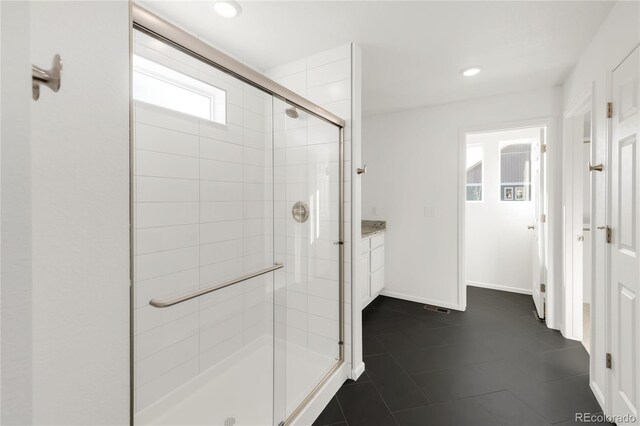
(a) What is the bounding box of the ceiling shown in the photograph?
[138,1,613,116]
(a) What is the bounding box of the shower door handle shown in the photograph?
[149,262,284,308]
[357,165,367,175]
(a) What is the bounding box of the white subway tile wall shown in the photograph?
[133,31,274,412]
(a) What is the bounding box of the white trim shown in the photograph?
[349,42,363,382]
[590,381,607,414]
[603,65,614,417]
[459,117,559,329]
[467,281,533,296]
[380,290,463,312]
[351,361,366,381]
[458,126,468,311]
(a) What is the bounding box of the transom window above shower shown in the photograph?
[133,54,226,124]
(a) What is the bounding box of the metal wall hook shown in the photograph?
[356,164,367,175]
[588,162,604,172]
[32,54,62,100]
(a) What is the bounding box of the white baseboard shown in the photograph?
[380,290,463,312]
[467,281,533,296]
[351,361,365,381]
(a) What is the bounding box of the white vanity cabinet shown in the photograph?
[360,232,385,308]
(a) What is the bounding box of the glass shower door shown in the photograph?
[132,23,343,426]
[273,99,342,424]
[132,29,277,426]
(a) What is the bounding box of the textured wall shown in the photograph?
[29,1,130,424]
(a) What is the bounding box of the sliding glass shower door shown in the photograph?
[131,21,342,426]
[273,100,342,422]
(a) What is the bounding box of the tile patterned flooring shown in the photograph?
[313,288,609,426]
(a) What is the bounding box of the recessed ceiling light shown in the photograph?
[213,0,241,18]
[461,66,481,77]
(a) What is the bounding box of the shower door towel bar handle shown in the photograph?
[149,262,284,308]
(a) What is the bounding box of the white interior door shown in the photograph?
[609,45,639,424]
[532,128,547,319]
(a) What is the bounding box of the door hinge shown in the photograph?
[607,102,613,119]
[540,283,546,293]
[541,143,547,154]
[598,226,612,244]
[540,214,546,223]
[606,353,612,369]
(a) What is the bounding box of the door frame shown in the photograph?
[458,116,559,331]
[562,88,596,343]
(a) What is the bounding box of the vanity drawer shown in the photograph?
[361,236,371,254]
[371,266,384,295]
[370,245,385,272]
[371,233,385,249]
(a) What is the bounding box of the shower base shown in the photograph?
[135,336,337,426]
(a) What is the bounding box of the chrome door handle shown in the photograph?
[528,225,535,230]
[357,165,367,175]
[588,162,604,172]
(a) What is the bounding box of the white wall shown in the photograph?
[561,0,640,411]
[363,87,562,311]
[466,128,539,294]
[29,1,130,424]
[1,2,32,424]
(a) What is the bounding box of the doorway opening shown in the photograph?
[463,125,548,316]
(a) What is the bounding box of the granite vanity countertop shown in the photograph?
[362,220,386,238]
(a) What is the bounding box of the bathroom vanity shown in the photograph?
[359,220,386,308]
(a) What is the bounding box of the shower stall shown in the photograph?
[131,5,345,426]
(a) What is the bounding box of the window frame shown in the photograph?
[498,140,533,203]
[465,144,484,203]
[132,54,227,124]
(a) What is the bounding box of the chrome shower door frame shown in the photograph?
[129,4,346,426]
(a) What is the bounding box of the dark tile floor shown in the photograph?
[313,288,609,426]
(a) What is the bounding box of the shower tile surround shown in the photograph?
[132,30,354,421]
[133,31,275,412]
